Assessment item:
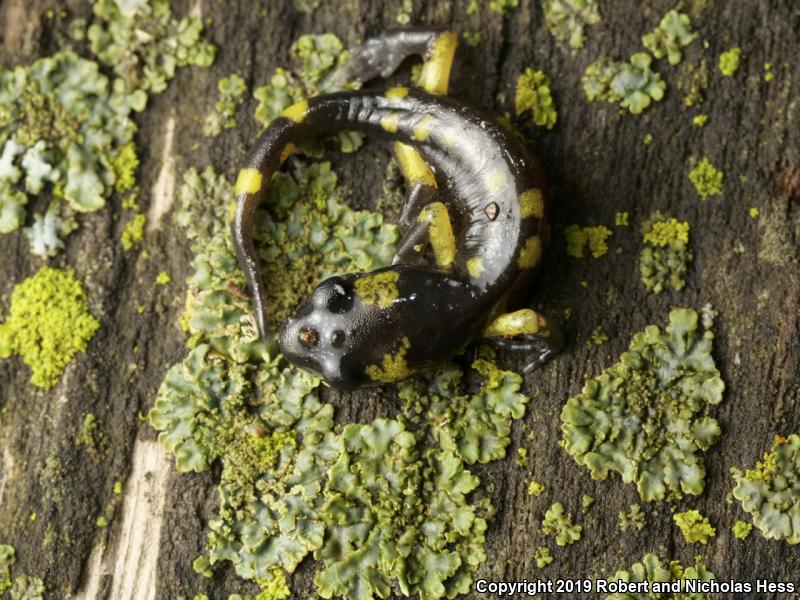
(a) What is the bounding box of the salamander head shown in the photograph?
[279,274,377,390]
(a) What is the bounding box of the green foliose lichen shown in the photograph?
[605,554,715,599]
[542,0,601,49]
[532,546,553,568]
[560,308,724,501]
[732,434,800,544]
[514,69,557,130]
[673,509,715,544]
[86,0,216,100]
[639,214,693,293]
[253,34,362,155]
[642,10,697,66]
[541,502,582,546]
[688,158,723,199]
[10,574,45,600]
[732,520,752,540]
[618,504,645,532]
[0,544,14,595]
[0,267,100,389]
[528,480,545,496]
[204,74,248,137]
[0,51,139,253]
[718,47,741,76]
[582,53,666,114]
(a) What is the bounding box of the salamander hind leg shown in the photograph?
[483,309,564,373]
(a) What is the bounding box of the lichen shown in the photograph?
[581,495,594,513]
[688,158,723,199]
[86,0,216,100]
[489,0,519,15]
[121,212,146,250]
[541,502,582,546]
[0,545,14,595]
[586,326,608,347]
[76,412,98,447]
[516,447,529,467]
[605,554,714,599]
[532,546,553,568]
[692,114,708,127]
[253,34,362,155]
[618,504,645,532]
[560,308,724,501]
[514,69,557,130]
[642,10,697,66]
[204,74,248,137]
[0,267,100,389]
[564,224,613,258]
[639,214,692,293]
[732,433,800,544]
[582,54,666,114]
[673,509,715,544]
[542,0,601,49]
[24,205,76,258]
[732,520,752,540]
[0,51,139,252]
[719,47,742,77]
[10,575,45,600]
[528,480,545,496]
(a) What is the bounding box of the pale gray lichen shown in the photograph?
[86,0,216,101]
[642,10,698,66]
[204,74,248,137]
[582,53,666,114]
[542,0,601,49]
[253,34,363,155]
[560,308,724,501]
[0,52,139,249]
[732,434,800,544]
[605,554,714,600]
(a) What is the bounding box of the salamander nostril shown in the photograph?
[298,328,319,347]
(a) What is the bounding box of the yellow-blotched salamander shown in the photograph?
[233,29,562,390]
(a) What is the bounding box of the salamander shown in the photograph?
[233,29,562,390]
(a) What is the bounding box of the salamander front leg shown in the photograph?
[483,309,564,373]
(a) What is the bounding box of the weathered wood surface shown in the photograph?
[1,0,799,598]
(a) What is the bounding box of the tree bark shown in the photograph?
[1,0,798,598]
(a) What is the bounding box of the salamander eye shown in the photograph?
[330,330,346,347]
[298,328,319,347]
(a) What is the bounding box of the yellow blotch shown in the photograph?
[484,308,541,338]
[354,271,400,309]
[412,114,433,142]
[487,169,509,194]
[519,188,544,218]
[418,202,456,267]
[279,143,296,163]
[381,112,401,133]
[417,32,458,95]
[395,142,436,187]
[385,86,409,99]
[235,168,263,196]
[467,257,484,277]
[518,236,542,268]
[281,99,309,123]
[365,337,413,383]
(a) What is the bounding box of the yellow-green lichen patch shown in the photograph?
[532,546,553,568]
[489,0,519,15]
[749,207,759,218]
[732,434,800,544]
[528,480,545,496]
[605,554,714,599]
[618,504,645,532]
[542,0,601,49]
[86,0,216,99]
[581,495,594,513]
[673,509,715,544]
[253,34,361,155]
[642,9,698,66]
[365,336,413,383]
[693,113,709,127]
[0,544,14,595]
[582,53,666,114]
[586,325,608,347]
[155,271,171,285]
[0,51,140,254]
[763,62,774,82]
[0,267,100,389]
[354,271,400,309]
[718,47,742,76]
[733,520,752,540]
[615,212,629,226]
[564,224,613,258]
[462,31,482,47]
[10,575,45,599]
[76,413,98,447]
[121,212,146,251]
[640,214,693,293]
[204,74,248,137]
[688,157,724,199]
[560,308,724,501]
[541,502,582,546]
[515,69,557,130]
